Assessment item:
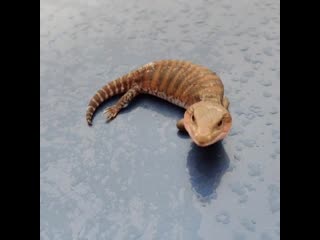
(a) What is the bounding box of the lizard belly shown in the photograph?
[142,88,188,109]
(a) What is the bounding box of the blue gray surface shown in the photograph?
[40,0,280,239]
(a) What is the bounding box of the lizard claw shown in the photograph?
[103,106,118,122]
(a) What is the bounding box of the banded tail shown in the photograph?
[86,69,144,125]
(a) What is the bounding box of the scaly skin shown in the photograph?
[86,60,232,147]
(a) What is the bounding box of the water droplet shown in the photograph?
[263,92,272,98]
[241,46,249,51]
[268,184,280,213]
[240,218,256,232]
[252,58,263,64]
[227,162,236,172]
[244,54,251,62]
[244,184,256,192]
[216,211,230,224]
[241,119,250,126]
[260,80,272,86]
[264,32,278,40]
[240,139,256,148]
[270,107,278,114]
[236,145,242,151]
[261,18,270,25]
[257,112,264,117]
[229,128,242,136]
[263,47,273,56]
[230,182,246,195]
[233,232,246,240]
[235,108,245,116]
[272,129,280,140]
[275,221,280,235]
[260,232,273,240]
[246,112,255,120]
[222,4,232,9]
[248,163,262,177]
[239,194,248,203]
[240,78,248,83]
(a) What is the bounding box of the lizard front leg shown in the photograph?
[223,96,230,110]
[104,85,140,121]
[176,118,186,131]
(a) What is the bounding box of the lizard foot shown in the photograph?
[103,106,119,122]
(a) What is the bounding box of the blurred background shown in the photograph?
[40,0,280,239]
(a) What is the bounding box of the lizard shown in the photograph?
[86,60,232,147]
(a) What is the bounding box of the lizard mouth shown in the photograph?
[191,122,231,147]
[184,112,232,147]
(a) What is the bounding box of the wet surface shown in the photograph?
[40,0,280,239]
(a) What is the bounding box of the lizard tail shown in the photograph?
[86,76,128,125]
[86,70,144,126]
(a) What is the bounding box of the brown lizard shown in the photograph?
[86,60,232,147]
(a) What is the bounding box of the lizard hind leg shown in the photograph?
[103,85,141,122]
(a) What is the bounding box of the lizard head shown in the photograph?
[184,101,232,147]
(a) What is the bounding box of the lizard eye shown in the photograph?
[217,120,223,127]
[191,114,196,122]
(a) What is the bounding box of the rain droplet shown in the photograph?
[240,78,248,83]
[235,108,245,116]
[239,194,248,203]
[244,184,256,192]
[263,47,273,56]
[234,154,241,161]
[263,92,272,98]
[241,46,249,51]
[272,129,280,140]
[240,139,256,148]
[264,32,278,40]
[230,182,246,195]
[243,71,255,78]
[275,221,280,235]
[229,128,242,136]
[241,119,250,126]
[260,80,272,86]
[244,54,251,62]
[257,112,264,117]
[270,107,278,114]
[268,184,280,213]
[227,162,236,172]
[248,163,262,177]
[222,4,232,9]
[236,145,242,151]
[260,232,273,240]
[233,232,246,240]
[216,211,230,224]
[240,218,256,232]
[261,18,270,25]
[246,112,255,120]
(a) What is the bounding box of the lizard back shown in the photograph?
[86,60,225,125]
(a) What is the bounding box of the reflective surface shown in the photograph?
[40,0,280,239]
